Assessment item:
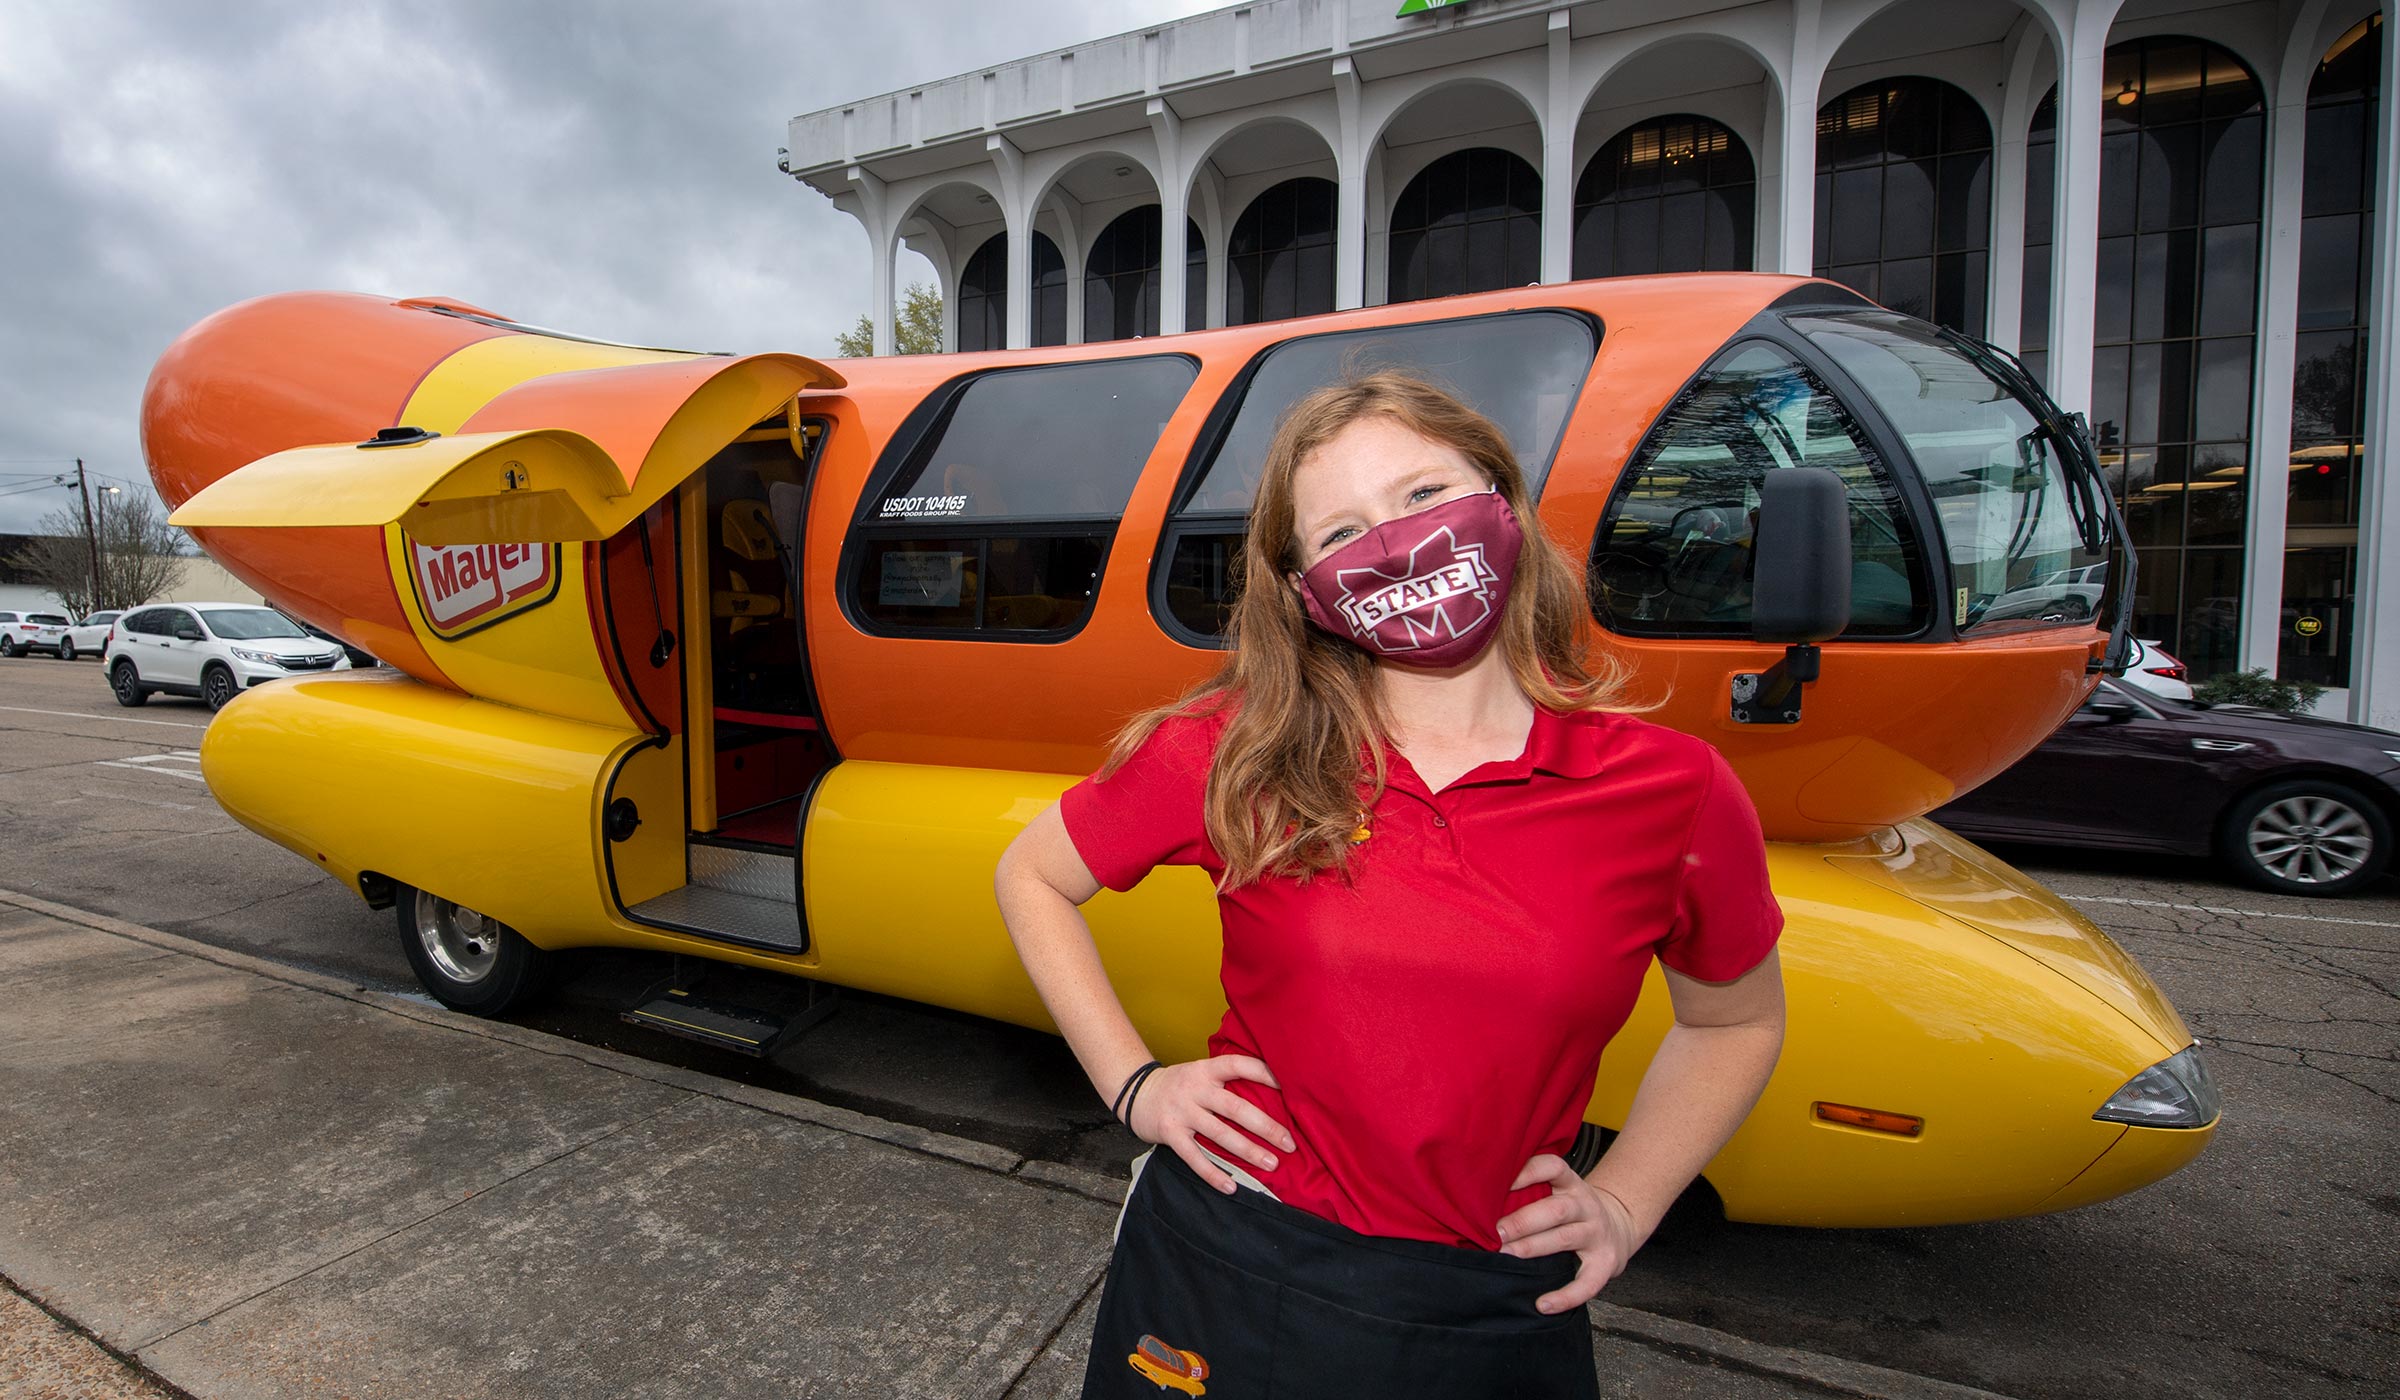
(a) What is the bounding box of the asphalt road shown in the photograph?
[1,655,2392,1400]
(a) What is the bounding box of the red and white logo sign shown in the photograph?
[407,539,556,637]
[1331,524,1499,652]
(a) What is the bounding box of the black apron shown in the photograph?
[1081,1147,1599,1400]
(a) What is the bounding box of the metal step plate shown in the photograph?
[627,842,803,949]
[621,988,786,1056]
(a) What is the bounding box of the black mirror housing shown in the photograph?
[1750,467,1853,646]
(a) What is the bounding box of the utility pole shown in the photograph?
[72,459,101,613]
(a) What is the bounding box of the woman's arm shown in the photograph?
[1494,949,1786,1313]
[994,804,1294,1192]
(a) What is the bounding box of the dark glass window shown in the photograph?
[1085,207,1208,342]
[1157,311,1597,640]
[956,231,1068,352]
[2021,37,2264,677]
[851,356,1197,639]
[1228,178,1338,325]
[1814,79,1992,334]
[2284,15,2380,688]
[1592,340,1928,637]
[1572,115,1756,278]
[1388,148,1541,302]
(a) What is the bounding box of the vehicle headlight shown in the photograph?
[2093,1046,2221,1128]
[228,647,284,666]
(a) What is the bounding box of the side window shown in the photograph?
[847,356,1196,639]
[126,610,162,635]
[1591,340,1929,638]
[1156,310,1597,641]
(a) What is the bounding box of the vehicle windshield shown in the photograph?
[83,612,118,625]
[1788,308,2110,631]
[200,608,307,640]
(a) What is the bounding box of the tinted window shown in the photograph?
[1574,115,1756,278]
[27,613,67,625]
[200,608,307,639]
[1790,308,2108,631]
[0,613,17,624]
[82,612,119,626]
[851,356,1196,639]
[1388,148,1541,302]
[1157,311,1598,640]
[1591,340,1928,637]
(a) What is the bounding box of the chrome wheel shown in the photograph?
[412,891,505,984]
[2247,793,2376,886]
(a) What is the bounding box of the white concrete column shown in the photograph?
[845,165,894,356]
[1987,24,2049,352]
[2349,8,2400,728]
[1150,100,1188,335]
[2245,27,2317,674]
[2041,0,2125,417]
[1539,10,1576,284]
[1193,169,1229,328]
[1773,0,1826,274]
[1055,204,1087,345]
[1334,57,1368,309]
[987,135,1032,349]
[1757,78,1784,270]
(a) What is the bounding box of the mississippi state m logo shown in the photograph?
[1330,523,1499,653]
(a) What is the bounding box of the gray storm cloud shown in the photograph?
[0,0,1218,533]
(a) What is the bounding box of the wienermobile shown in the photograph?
[143,276,2217,1228]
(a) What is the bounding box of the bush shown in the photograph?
[2190,667,2328,714]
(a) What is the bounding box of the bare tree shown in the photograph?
[4,496,189,618]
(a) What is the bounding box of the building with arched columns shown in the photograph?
[785,0,2400,725]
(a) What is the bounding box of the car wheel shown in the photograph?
[2220,779,2392,896]
[201,664,238,711]
[109,660,149,707]
[396,887,547,1014]
[58,638,76,662]
[0,638,16,658]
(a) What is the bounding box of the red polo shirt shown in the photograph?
[1058,702,1782,1250]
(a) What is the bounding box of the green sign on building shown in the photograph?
[1397,0,1474,14]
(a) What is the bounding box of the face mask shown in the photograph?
[1294,487,1524,669]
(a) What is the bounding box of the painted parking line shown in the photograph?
[94,751,207,784]
[0,704,206,730]
[2066,893,2400,932]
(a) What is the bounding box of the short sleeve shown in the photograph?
[1656,746,1783,982]
[1057,713,1224,892]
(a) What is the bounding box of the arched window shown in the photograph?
[1387,147,1541,302]
[2284,15,2382,688]
[1084,207,1207,342]
[1228,177,1338,325]
[1814,78,1992,334]
[1573,115,1755,278]
[956,231,1067,352]
[2021,37,2265,677]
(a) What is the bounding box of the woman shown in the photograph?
[994,373,1785,1399]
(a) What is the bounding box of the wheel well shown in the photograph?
[357,871,401,910]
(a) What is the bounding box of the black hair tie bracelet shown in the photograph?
[1112,1058,1164,1129]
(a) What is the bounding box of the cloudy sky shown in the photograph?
[0,0,1225,535]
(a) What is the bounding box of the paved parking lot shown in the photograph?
[0,654,2393,1398]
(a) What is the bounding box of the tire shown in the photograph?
[109,660,149,707]
[395,886,548,1015]
[2219,778,2392,896]
[0,637,16,658]
[58,638,76,662]
[201,663,238,712]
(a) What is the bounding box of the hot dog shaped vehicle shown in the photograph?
[146,277,2214,1228]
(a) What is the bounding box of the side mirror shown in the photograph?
[2086,697,2139,722]
[1732,468,1852,726]
[1751,467,1853,646]
[175,627,203,642]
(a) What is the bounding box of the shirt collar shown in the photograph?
[1377,704,1606,796]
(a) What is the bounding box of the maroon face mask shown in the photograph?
[1294,487,1524,668]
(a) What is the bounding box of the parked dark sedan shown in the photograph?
[1934,678,2400,896]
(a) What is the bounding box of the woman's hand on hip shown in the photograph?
[1494,1153,1643,1314]
[1128,1056,1295,1194]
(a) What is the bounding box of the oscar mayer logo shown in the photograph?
[406,539,559,638]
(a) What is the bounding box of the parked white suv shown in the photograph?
[106,602,351,710]
[55,610,122,661]
[0,610,72,657]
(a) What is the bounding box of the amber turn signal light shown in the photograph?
[1813,1102,1924,1137]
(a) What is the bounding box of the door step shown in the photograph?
[620,978,839,1058]
[625,843,805,952]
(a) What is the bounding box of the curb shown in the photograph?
[0,885,2019,1400]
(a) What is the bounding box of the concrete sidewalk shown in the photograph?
[0,887,2014,1400]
